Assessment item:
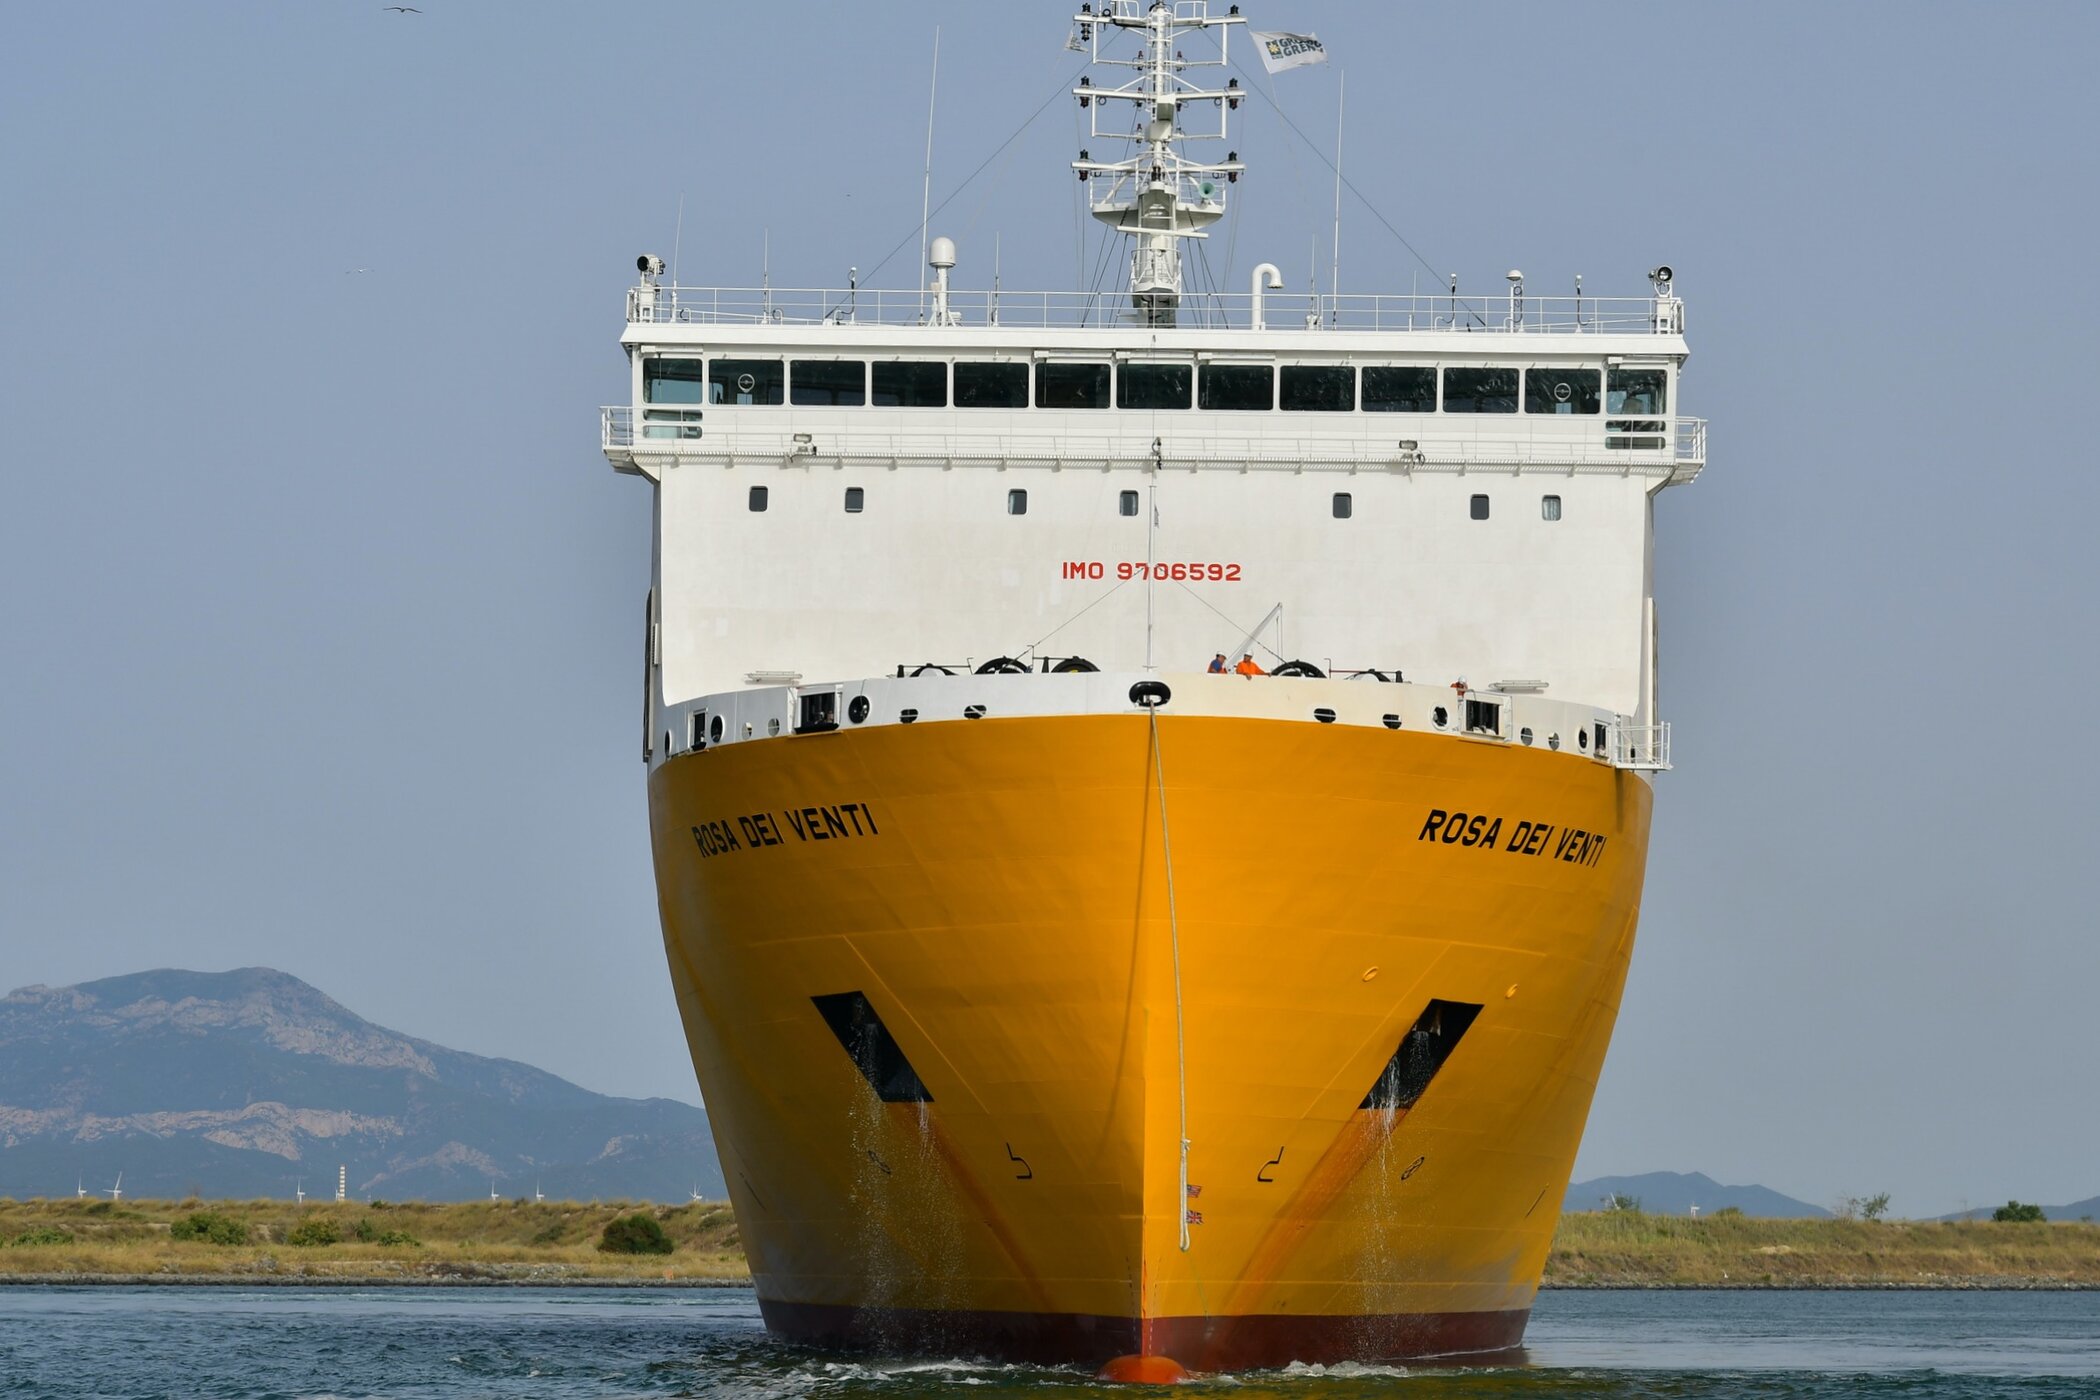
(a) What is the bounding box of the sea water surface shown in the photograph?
[2,1285,2095,1398]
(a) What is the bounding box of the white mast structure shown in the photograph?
[1071,1,1246,327]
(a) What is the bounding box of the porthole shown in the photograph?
[709,714,725,744]
[847,695,871,724]
[899,708,919,724]
[1578,728,1589,751]
[1519,726,1534,746]
[767,717,781,737]
[661,730,671,756]
[1382,713,1402,730]
[1432,705,1450,729]
[963,704,987,719]
[1548,732,1561,751]
[1313,707,1337,724]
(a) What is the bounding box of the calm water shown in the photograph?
[2,1286,2095,1398]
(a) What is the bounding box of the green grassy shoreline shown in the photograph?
[3,1199,2096,1289]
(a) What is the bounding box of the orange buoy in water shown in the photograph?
[1096,1354,1191,1385]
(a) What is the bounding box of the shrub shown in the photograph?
[8,1227,72,1248]
[530,1221,567,1246]
[1711,1206,1744,1220]
[287,1217,343,1247]
[1603,1194,1642,1213]
[598,1213,674,1255]
[1992,1201,2046,1223]
[170,1211,249,1246]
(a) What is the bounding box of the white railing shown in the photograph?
[1609,721,1671,771]
[626,284,1685,336]
[602,405,1705,469]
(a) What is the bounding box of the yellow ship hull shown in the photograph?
[648,710,1651,1369]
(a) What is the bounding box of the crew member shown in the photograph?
[1207,652,1229,674]
[1235,653,1266,677]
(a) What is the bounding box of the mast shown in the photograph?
[1072,2,1246,327]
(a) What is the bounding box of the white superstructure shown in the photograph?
[603,0,1702,773]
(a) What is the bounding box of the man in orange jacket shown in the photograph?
[1234,653,1266,677]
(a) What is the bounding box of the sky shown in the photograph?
[4,2,2097,1221]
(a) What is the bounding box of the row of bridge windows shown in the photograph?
[742,485,1563,520]
[645,357,1667,416]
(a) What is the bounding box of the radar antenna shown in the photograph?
[1071,1,1247,326]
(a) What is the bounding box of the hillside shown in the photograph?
[0,968,724,1202]
[1564,1170,1829,1218]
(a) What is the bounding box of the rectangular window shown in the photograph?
[1279,364,1354,412]
[1443,367,1519,413]
[689,711,705,751]
[641,409,703,440]
[871,361,947,407]
[1035,362,1111,409]
[1332,492,1353,519]
[1524,367,1602,414]
[708,358,784,406]
[1007,489,1028,516]
[1199,363,1274,410]
[1541,494,1562,521]
[1117,362,1192,410]
[1118,489,1140,517]
[1469,493,1489,520]
[954,361,1029,408]
[1607,366,1668,416]
[1362,366,1438,413]
[644,358,705,404]
[796,690,839,735]
[844,486,865,513]
[1465,698,1504,736]
[748,485,769,512]
[790,359,866,406]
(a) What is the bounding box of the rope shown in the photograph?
[1148,706,1192,1253]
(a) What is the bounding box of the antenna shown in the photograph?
[672,194,684,287]
[918,25,940,321]
[1330,69,1344,318]
[1071,1,1247,326]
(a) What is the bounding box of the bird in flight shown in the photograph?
[384,6,422,13]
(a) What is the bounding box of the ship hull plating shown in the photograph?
[649,711,1651,1370]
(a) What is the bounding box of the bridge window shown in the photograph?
[1118,362,1192,410]
[643,358,705,404]
[1541,494,1562,520]
[748,485,769,512]
[1525,368,1601,414]
[1199,363,1274,411]
[872,361,947,407]
[1279,365,1354,411]
[1332,492,1353,519]
[1443,367,1518,413]
[1007,489,1028,516]
[1470,493,1489,520]
[791,359,866,406]
[708,358,784,406]
[1608,366,1667,416]
[1036,362,1111,409]
[844,487,865,513]
[955,361,1029,408]
[1119,490,1140,517]
[1362,366,1437,413]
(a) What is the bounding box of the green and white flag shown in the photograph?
[1252,30,1328,74]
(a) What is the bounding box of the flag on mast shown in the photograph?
[1252,31,1328,74]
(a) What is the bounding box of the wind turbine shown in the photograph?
[75,1175,87,1200]
[295,1179,306,1206]
[1689,1203,1700,1220]
[689,1185,704,1204]
[103,1173,123,1203]
[489,1181,501,1201]
[534,1180,545,1203]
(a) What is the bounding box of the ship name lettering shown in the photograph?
[691,802,883,858]
[784,802,881,841]
[1418,809,1608,867]
[690,821,743,858]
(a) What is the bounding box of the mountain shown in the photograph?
[1564,1170,1830,1218]
[0,968,724,1202]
